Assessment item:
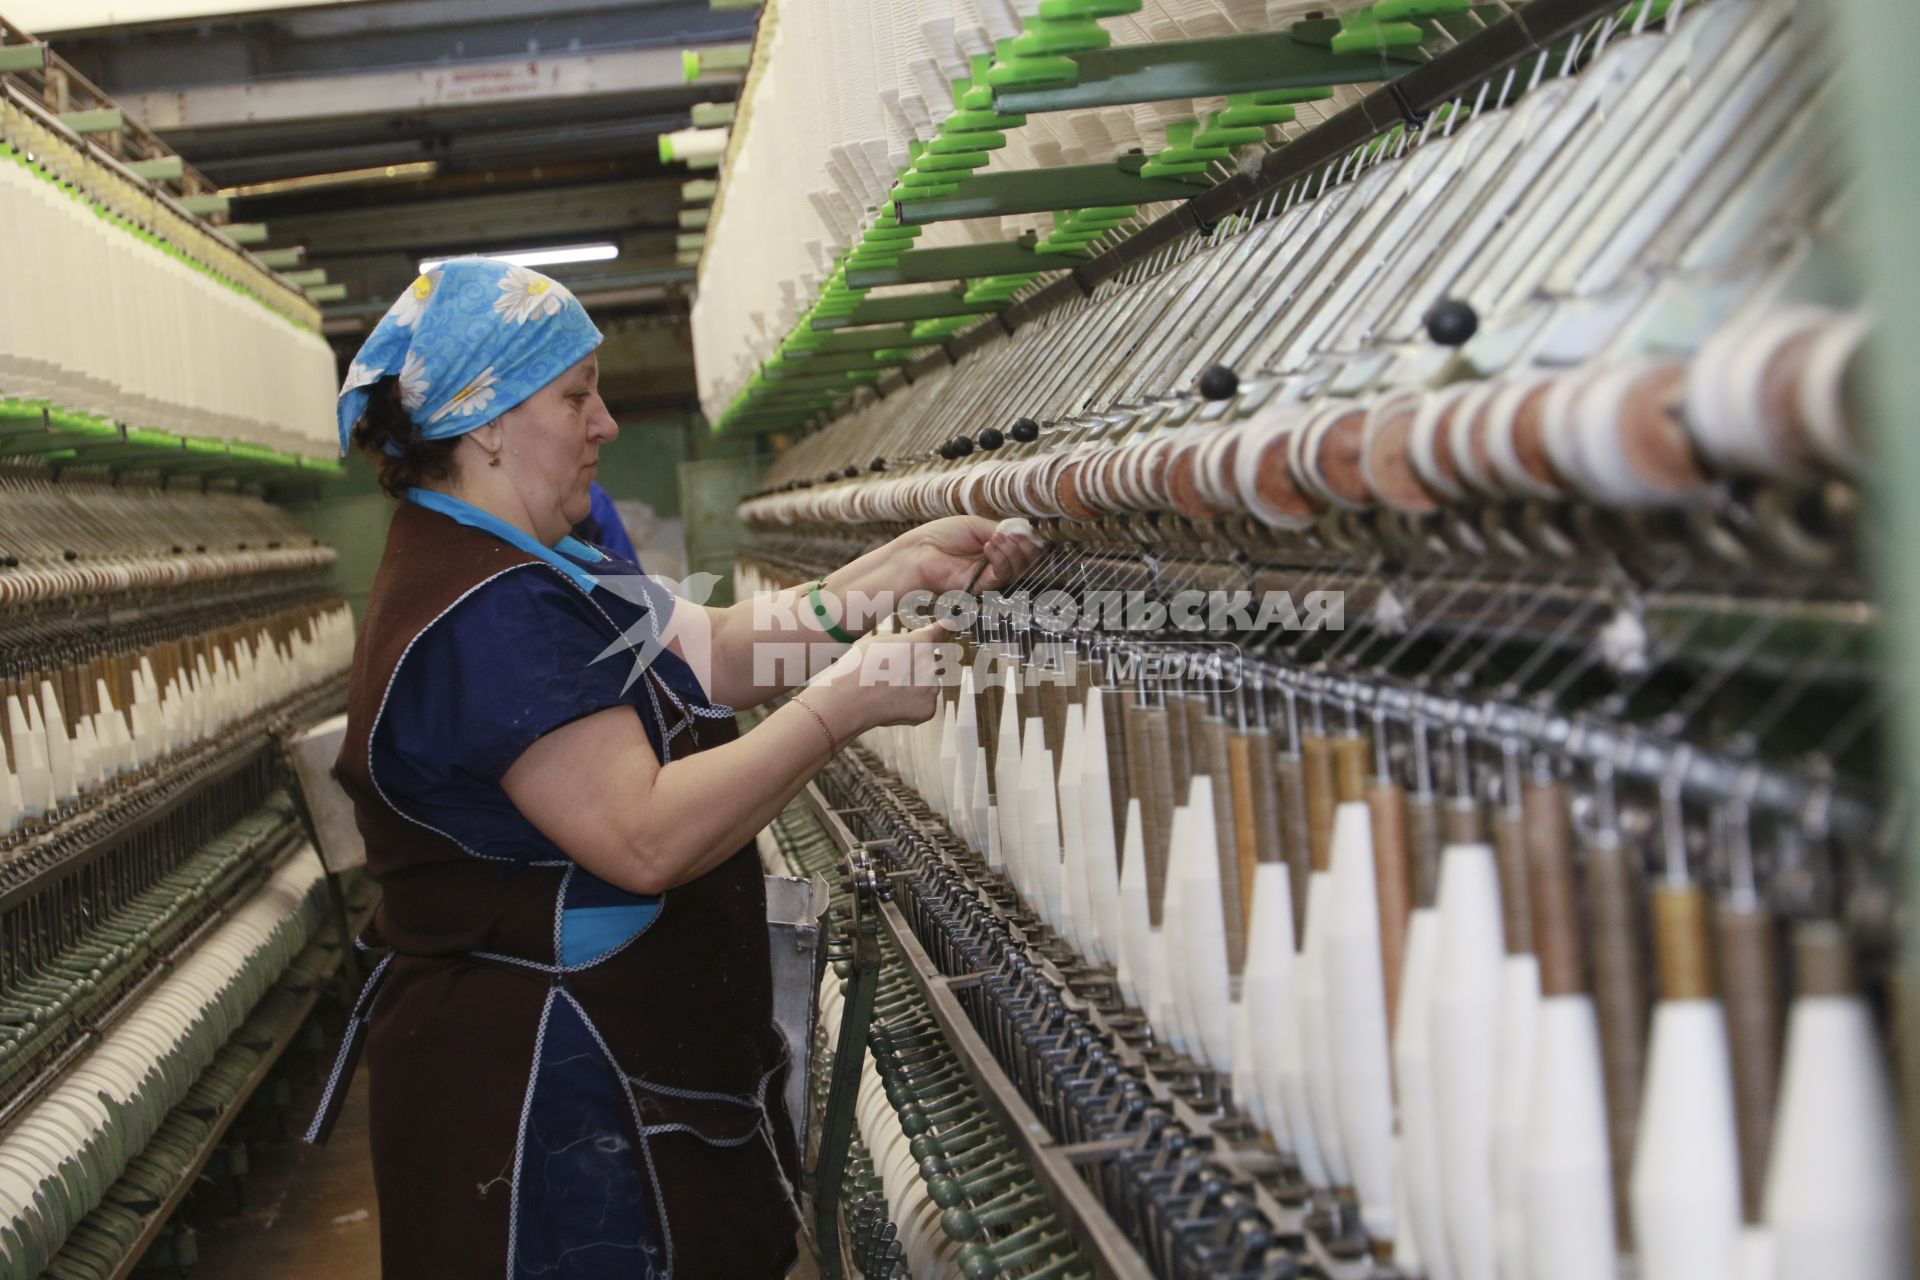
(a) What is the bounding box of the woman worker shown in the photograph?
[306,258,1038,1278]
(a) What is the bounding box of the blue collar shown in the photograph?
[405,487,604,594]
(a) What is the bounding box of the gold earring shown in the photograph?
[488,453,502,468]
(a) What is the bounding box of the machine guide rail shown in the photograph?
[808,752,1394,1280]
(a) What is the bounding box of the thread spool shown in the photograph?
[1764,922,1910,1280]
[1408,384,1479,504]
[1360,388,1441,515]
[1168,432,1228,520]
[1235,407,1321,530]
[1568,358,1706,507]
[1633,883,1742,1280]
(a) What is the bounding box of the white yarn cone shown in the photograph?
[38,682,75,804]
[1246,862,1310,1172]
[1147,919,1188,1056]
[1327,801,1396,1242]
[1431,843,1504,1280]
[1019,726,1064,927]
[1523,996,1616,1280]
[8,695,50,817]
[1058,706,1091,957]
[1080,688,1122,965]
[1230,998,1265,1131]
[954,672,981,848]
[1395,908,1454,1280]
[0,722,19,830]
[972,759,993,862]
[1397,1147,1428,1277]
[1299,868,1352,1186]
[1763,994,1911,1280]
[1495,954,1542,1279]
[994,670,1026,893]
[1116,799,1152,1008]
[1175,779,1233,1072]
[1632,999,1742,1280]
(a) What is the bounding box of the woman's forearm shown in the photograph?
[622,699,841,889]
[707,540,919,707]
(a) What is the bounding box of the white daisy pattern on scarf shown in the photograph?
[493,264,574,325]
[398,350,431,413]
[387,271,439,328]
[430,366,500,423]
[341,359,381,394]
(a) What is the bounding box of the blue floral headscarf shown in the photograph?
[336,258,603,455]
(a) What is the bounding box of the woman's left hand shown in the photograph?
[897,516,1043,595]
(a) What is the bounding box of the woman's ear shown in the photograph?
[468,421,506,456]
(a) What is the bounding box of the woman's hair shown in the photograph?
[348,376,462,498]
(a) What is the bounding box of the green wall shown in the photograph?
[273,417,762,620]
[596,415,695,518]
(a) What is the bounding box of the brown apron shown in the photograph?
[307,503,800,1279]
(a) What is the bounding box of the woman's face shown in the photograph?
[496,353,618,540]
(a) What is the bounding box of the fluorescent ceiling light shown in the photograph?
[219,161,437,199]
[419,243,619,274]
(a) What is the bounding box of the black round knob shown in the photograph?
[842,465,859,479]
[870,457,888,472]
[796,479,813,489]
[822,471,838,484]
[1010,416,1040,443]
[949,435,974,457]
[1198,364,1239,401]
[1423,298,1478,346]
[978,428,1004,451]
[170,545,183,554]
[937,442,955,460]
[63,549,78,561]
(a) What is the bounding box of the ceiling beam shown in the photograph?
[117,44,725,132]
[272,179,681,256]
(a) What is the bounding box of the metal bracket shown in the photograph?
[803,796,886,1280]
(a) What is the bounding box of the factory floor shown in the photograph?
[184,1068,822,1279]
[189,1071,382,1280]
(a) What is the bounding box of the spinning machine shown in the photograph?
[698,0,1914,1277]
[0,20,357,1279]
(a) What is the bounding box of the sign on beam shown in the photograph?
[58,107,123,134]
[127,156,185,181]
[5,1,384,31]
[0,43,48,73]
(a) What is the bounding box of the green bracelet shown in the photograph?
[809,576,857,644]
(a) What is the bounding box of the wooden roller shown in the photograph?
[1525,766,1583,1000]
[1193,702,1249,976]
[1135,698,1177,928]
[1635,872,1742,1280]
[1165,686,1195,807]
[1714,806,1782,1229]
[1584,794,1647,1252]
[1275,691,1313,941]
[1302,710,1338,874]
[1226,724,1270,932]
[1367,730,1413,1031]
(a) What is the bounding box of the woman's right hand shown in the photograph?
[809,623,950,735]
